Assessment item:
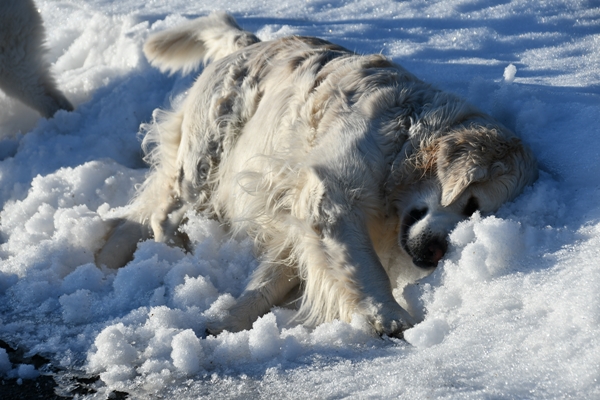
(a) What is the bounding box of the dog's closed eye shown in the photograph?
[462,196,479,217]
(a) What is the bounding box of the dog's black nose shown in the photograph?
[412,238,448,269]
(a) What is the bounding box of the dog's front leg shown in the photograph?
[318,211,415,336]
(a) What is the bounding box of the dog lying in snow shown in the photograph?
[97,13,538,336]
[0,0,73,118]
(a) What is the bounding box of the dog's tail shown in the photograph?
[143,12,260,75]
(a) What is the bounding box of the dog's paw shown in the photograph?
[205,313,254,335]
[95,218,150,269]
[362,300,415,338]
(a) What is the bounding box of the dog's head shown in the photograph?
[396,124,538,270]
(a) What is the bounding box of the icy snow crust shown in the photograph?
[1,0,599,398]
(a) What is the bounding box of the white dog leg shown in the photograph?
[207,262,300,334]
[149,194,191,248]
[0,0,73,118]
[95,218,150,269]
[305,211,415,336]
[96,193,191,269]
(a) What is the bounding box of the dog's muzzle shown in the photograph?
[408,236,448,268]
[401,208,449,269]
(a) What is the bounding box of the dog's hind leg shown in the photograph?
[207,259,300,334]
[95,218,151,269]
[149,191,192,249]
[96,107,191,268]
[96,184,192,268]
[95,183,192,269]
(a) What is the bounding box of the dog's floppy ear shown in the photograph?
[436,126,537,207]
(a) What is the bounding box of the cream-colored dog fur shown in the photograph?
[97,13,537,336]
[0,0,73,118]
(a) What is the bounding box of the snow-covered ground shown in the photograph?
[1,0,599,398]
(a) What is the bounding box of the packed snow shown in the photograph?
[0,0,599,398]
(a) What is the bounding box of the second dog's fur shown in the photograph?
[0,0,73,118]
[97,13,538,336]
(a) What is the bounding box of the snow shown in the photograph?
[0,0,599,398]
[503,64,517,83]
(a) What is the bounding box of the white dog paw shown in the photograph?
[373,318,412,337]
[205,314,254,335]
[363,301,415,337]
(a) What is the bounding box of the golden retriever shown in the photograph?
[97,13,537,336]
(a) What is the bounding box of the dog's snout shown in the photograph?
[401,204,456,268]
[426,238,447,266]
[412,237,448,269]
